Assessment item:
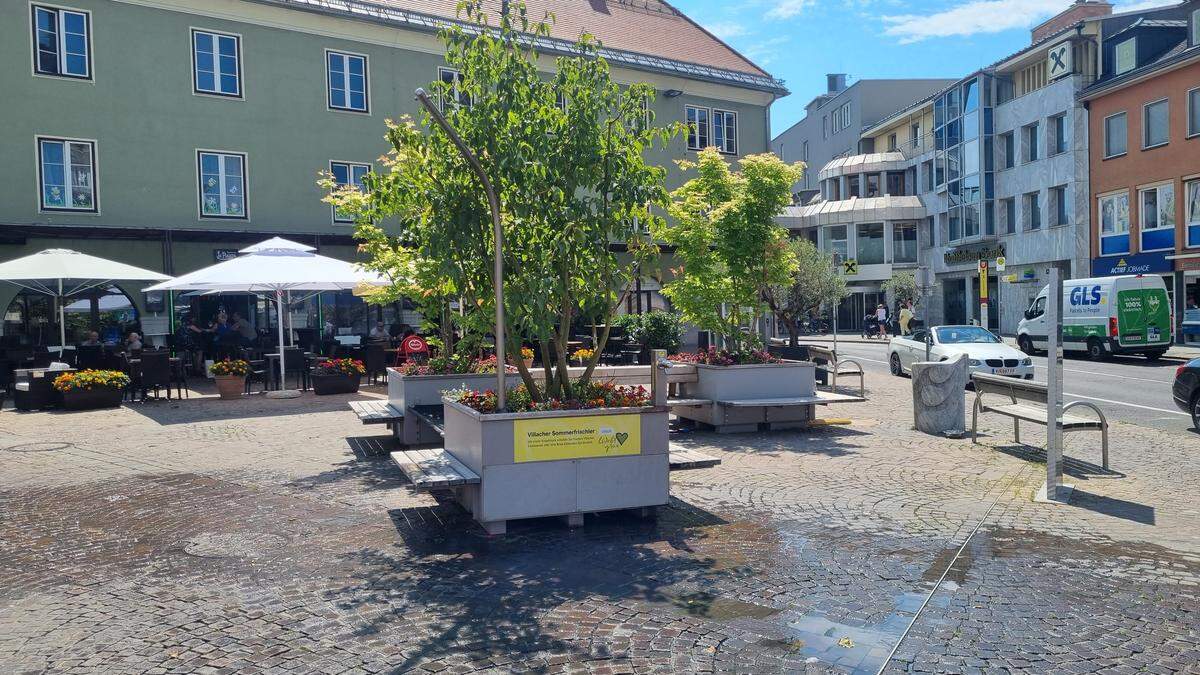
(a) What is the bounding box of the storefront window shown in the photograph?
[1139,183,1176,252]
[893,223,917,263]
[857,223,884,264]
[1187,179,1200,248]
[824,225,848,260]
[1099,192,1130,255]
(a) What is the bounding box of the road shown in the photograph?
[806,338,1193,435]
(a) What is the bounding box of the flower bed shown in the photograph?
[667,347,781,366]
[393,354,515,377]
[450,381,649,414]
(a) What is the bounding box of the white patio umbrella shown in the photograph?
[144,242,387,393]
[0,248,170,348]
[239,237,315,253]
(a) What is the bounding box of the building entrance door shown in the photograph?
[943,279,967,325]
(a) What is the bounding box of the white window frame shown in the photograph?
[196,150,248,220]
[1115,37,1136,75]
[1098,191,1131,254]
[1186,178,1200,249]
[325,49,369,114]
[1188,86,1199,139]
[1143,98,1169,149]
[191,28,243,98]
[685,105,710,151]
[1103,111,1127,159]
[824,224,848,261]
[1138,182,1175,252]
[36,135,98,213]
[712,109,737,155]
[892,222,917,263]
[437,67,470,111]
[329,160,370,225]
[31,4,92,80]
[1193,9,1200,46]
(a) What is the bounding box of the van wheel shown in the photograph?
[1018,335,1036,355]
[1086,338,1108,361]
[889,352,903,376]
[1143,350,1166,361]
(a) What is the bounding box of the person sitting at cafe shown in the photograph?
[80,331,101,347]
[231,312,256,345]
[369,321,389,340]
[125,332,143,352]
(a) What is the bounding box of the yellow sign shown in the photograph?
[513,414,641,463]
[843,259,859,276]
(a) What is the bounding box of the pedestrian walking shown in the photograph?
[875,304,888,339]
[899,301,914,336]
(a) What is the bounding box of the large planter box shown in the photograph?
[442,398,670,534]
[387,369,513,445]
[673,361,817,432]
[61,387,124,410]
[311,373,361,395]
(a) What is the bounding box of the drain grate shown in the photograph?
[182,532,287,559]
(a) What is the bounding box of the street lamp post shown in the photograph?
[415,88,506,411]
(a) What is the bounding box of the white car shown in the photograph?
[889,325,1034,379]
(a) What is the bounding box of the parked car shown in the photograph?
[889,325,1034,379]
[1172,358,1200,430]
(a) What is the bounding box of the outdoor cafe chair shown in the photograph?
[239,348,268,395]
[13,371,55,411]
[136,350,173,401]
[278,346,311,391]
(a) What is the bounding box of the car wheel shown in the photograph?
[1018,335,1035,355]
[1144,350,1166,361]
[1086,338,1108,361]
[889,352,903,376]
[1192,393,1200,432]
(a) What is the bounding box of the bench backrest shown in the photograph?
[807,345,836,365]
[972,372,1047,404]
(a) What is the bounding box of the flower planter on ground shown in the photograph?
[52,370,130,410]
[387,369,511,445]
[671,361,817,433]
[60,387,124,410]
[441,398,669,535]
[213,375,245,400]
[311,373,361,395]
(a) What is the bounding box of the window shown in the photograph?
[1139,183,1175,251]
[893,222,917,263]
[1051,185,1070,226]
[1115,38,1136,75]
[1193,9,1200,46]
[1002,197,1016,234]
[847,175,860,198]
[1187,180,1200,248]
[887,133,897,151]
[192,29,241,97]
[713,109,737,155]
[801,140,808,161]
[330,161,369,224]
[856,223,884,264]
[926,216,936,248]
[865,174,880,198]
[921,161,933,192]
[1144,99,1169,148]
[910,123,921,149]
[37,137,96,212]
[31,5,90,79]
[832,103,851,133]
[1099,192,1130,255]
[1023,122,1040,162]
[555,90,567,111]
[326,50,367,112]
[1051,114,1068,155]
[824,225,848,260]
[822,115,828,139]
[1104,112,1127,158]
[685,105,710,151]
[438,67,470,111]
[1026,191,1041,230]
[1188,87,1199,137]
[197,151,247,219]
[999,132,1014,169]
[886,172,905,196]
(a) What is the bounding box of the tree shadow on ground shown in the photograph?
[282,435,400,494]
[993,444,1126,480]
[671,424,868,459]
[327,497,735,672]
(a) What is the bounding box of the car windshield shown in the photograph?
[935,326,1001,344]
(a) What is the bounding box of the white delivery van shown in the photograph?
[1016,275,1172,360]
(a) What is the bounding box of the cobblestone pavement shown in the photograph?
[1,375,1197,674]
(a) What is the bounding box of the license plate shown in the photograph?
[994,368,1015,375]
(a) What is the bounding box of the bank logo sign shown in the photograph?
[1048,41,1072,80]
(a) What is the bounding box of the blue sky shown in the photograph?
[669,0,1179,136]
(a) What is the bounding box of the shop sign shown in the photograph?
[843,259,859,276]
[943,244,1005,267]
[214,249,240,262]
[513,414,641,463]
[1090,252,1172,277]
[1175,257,1200,272]
[1047,41,1072,80]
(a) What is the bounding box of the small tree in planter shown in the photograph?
[53,370,130,410]
[765,238,850,347]
[209,358,249,400]
[311,358,366,395]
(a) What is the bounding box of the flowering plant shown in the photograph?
[668,347,781,366]
[519,347,534,360]
[314,358,366,376]
[449,381,650,414]
[53,369,130,392]
[394,353,515,376]
[210,358,250,377]
[572,348,595,362]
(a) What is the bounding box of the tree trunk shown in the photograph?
[786,317,799,347]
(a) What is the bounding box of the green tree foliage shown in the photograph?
[882,271,920,306]
[656,148,803,352]
[765,238,850,346]
[322,1,678,402]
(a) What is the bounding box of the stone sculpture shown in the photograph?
[912,353,968,435]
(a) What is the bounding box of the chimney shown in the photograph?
[826,73,847,94]
[1031,1,1112,43]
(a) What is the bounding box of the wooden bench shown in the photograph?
[971,372,1110,469]
[348,399,404,425]
[390,448,480,491]
[806,345,865,398]
[668,448,721,471]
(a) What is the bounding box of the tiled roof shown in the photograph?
[1108,16,1188,39]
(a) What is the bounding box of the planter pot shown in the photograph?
[213,375,245,400]
[387,369,513,445]
[311,373,361,395]
[60,386,124,410]
[442,398,670,534]
[672,361,817,432]
[522,358,534,370]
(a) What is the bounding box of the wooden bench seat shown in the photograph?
[982,403,1103,430]
[349,399,404,425]
[668,449,721,471]
[720,392,866,407]
[390,448,480,491]
[667,397,711,407]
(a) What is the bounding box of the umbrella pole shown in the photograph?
[58,278,67,349]
[276,290,287,390]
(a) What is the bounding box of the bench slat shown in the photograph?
[349,399,404,424]
[390,448,480,490]
[719,393,865,407]
[669,449,721,471]
[668,397,711,407]
[408,404,446,436]
[983,403,1102,429]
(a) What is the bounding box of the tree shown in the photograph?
[765,238,850,346]
[882,271,920,307]
[656,148,803,352]
[324,1,678,402]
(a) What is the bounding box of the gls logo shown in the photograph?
[1070,285,1103,306]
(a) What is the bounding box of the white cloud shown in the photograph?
[766,0,816,20]
[881,0,1065,44]
[741,36,791,65]
[704,21,749,40]
[1114,0,1180,11]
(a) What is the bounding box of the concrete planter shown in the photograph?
[60,386,124,410]
[387,369,512,445]
[672,361,817,432]
[442,398,670,534]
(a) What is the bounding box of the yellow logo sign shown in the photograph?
[513,414,642,463]
[843,259,859,276]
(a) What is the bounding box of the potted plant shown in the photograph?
[311,357,366,395]
[209,358,249,400]
[518,347,534,370]
[571,348,594,366]
[386,354,517,445]
[53,369,130,410]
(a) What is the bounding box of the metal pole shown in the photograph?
[1045,267,1064,500]
[276,289,287,391]
[58,278,67,348]
[831,254,839,358]
[415,88,505,410]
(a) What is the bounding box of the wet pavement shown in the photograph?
[0,376,1198,674]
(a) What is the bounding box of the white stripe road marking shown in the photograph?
[1063,392,1190,417]
[1033,363,1173,384]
